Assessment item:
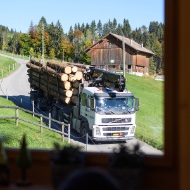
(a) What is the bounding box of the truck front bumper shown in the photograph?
[92,136,134,142]
[92,124,136,141]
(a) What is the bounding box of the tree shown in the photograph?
[116,23,123,36]
[68,26,74,42]
[152,40,163,74]
[39,16,48,29]
[84,29,93,49]
[103,23,110,36]
[73,29,84,62]
[59,36,74,61]
[112,18,118,33]
[149,21,159,34]
[90,20,96,40]
[122,19,131,38]
[108,19,113,32]
[28,22,41,57]
[49,48,55,59]
[97,20,103,37]
[18,33,30,55]
[46,21,64,58]
[7,32,20,54]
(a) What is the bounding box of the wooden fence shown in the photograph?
[0,105,71,143]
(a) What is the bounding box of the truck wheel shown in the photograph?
[80,122,92,137]
[80,122,87,137]
[51,106,57,120]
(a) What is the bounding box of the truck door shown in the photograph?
[80,93,95,132]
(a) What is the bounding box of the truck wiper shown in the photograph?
[122,111,129,114]
[105,110,114,114]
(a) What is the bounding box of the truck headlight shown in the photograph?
[130,126,135,134]
[96,127,101,135]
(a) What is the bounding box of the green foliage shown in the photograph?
[49,48,55,59]
[1,17,164,72]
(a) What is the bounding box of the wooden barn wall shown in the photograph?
[132,54,149,73]
[89,37,133,67]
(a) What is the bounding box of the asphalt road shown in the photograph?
[0,54,163,155]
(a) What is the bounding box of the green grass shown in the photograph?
[0,50,30,60]
[0,55,20,78]
[126,73,164,150]
[0,97,69,149]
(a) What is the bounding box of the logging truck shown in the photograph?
[27,60,139,142]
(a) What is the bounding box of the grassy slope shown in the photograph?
[0,97,69,149]
[0,55,20,78]
[126,73,164,150]
[0,55,68,149]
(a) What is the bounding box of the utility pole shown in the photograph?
[121,30,126,77]
[42,23,44,63]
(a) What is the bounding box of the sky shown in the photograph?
[0,0,164,34]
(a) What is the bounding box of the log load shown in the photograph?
[27,59,88,104]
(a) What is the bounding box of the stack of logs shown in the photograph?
[26,59,88,104]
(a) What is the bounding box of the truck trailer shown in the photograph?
[27,60,139,142]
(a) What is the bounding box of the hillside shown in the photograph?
[126,73,164,150]
[0,97,69,149]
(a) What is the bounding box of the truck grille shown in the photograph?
[102,127,129,131]
[102,118,131,123]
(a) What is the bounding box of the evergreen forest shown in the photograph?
[0,17,164,75]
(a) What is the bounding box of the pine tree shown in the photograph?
[97,20,103,37]
[90,20,96,40]
[122,19,131,38]
[112,18,118,33]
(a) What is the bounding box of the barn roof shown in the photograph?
[85,32,154,56]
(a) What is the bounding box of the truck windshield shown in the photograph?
[95,97,135,114]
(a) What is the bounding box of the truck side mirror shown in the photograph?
[135,98,139,111]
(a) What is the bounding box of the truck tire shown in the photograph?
[80,122,87,137]
[51,106,58,120]
[80,121,92,137]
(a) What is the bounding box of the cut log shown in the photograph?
[71,88,78,95]
[47,61,72,74]
[60,97,71,104]
[68,74,76,82]
[71,96,79,104]
[26,62,42,73]
[74,71,83,80]
[69,65,78,73]
[41,66,69,81]
[62,81,71,90]
[30,59,44,67]
[72,81,80,88]
[62,90,73,98]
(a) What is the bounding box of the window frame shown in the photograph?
[6,1,185,188]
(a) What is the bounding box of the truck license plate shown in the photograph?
[113,133,119,136]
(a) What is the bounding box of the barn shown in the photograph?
[85,32,154,75]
